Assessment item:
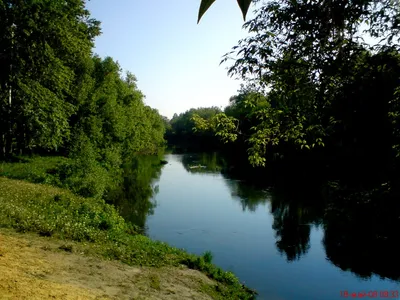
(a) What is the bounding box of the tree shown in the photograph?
[169,106,222,138]
[165,107,222,151]
[0,0,167,203]
[0,0,100,157]
[194,0,400,167]
[64,55,166,198]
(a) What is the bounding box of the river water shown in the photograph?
[128,153,399,300]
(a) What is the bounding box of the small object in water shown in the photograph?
[160,160,168,165]
[189,165,206,169]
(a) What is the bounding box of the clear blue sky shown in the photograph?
[86,0,253,119]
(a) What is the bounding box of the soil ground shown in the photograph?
[0,230,215,300]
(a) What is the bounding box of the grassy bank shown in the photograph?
[0,157,256,299]
[0,156,67,185]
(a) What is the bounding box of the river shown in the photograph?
[115,152,400,300]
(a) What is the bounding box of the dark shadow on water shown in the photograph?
[225,180,271,212]
[323,183,400,281]
[269,187,325,262]
[176,151,400,281]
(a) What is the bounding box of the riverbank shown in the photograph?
[0,229,220,300]
[0,156,256,299]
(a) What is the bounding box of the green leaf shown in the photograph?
[197,0,216,23]
[197,0,252,23]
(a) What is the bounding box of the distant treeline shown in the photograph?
[165,107,223,151]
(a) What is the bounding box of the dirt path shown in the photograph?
[0,231,215,300]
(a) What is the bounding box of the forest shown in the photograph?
[0,0,166,199]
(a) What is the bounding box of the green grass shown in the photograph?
[0,155,114,199]
[0,170,256,299]
[0,155,66,186]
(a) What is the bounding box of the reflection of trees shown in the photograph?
[269,187,324,262]
[272,207,311,262]
[106,155,163,231]
[181,152,322,262]
[179,152,227,174]
[179,151,400,281]
[180,152,270,211]
[225,180,270,212]
[269,181,400,279]
[323,184,400,281]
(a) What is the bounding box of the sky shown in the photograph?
[85,0,254,119]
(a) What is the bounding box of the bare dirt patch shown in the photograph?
[0,231,215,300]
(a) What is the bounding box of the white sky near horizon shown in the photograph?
[86,0,255,119]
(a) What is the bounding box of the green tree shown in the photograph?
[0,0,100,157]
[194,0,400,167]
[168,106,222,138]
[64,56,166,198]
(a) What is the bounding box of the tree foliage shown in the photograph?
[193,0,400,169]
[0,0,167,199]
[58,56,166,198]
[0,0,100,154]
[167,107,221,144]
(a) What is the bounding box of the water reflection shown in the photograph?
[179,152,270,211]
[177,152,400,282]
[179,152,226,174]
[269,188,324,262]
[225,180,270,212]
[179,152,314,261]
[323,185,400,281]
[106,155,164,231]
